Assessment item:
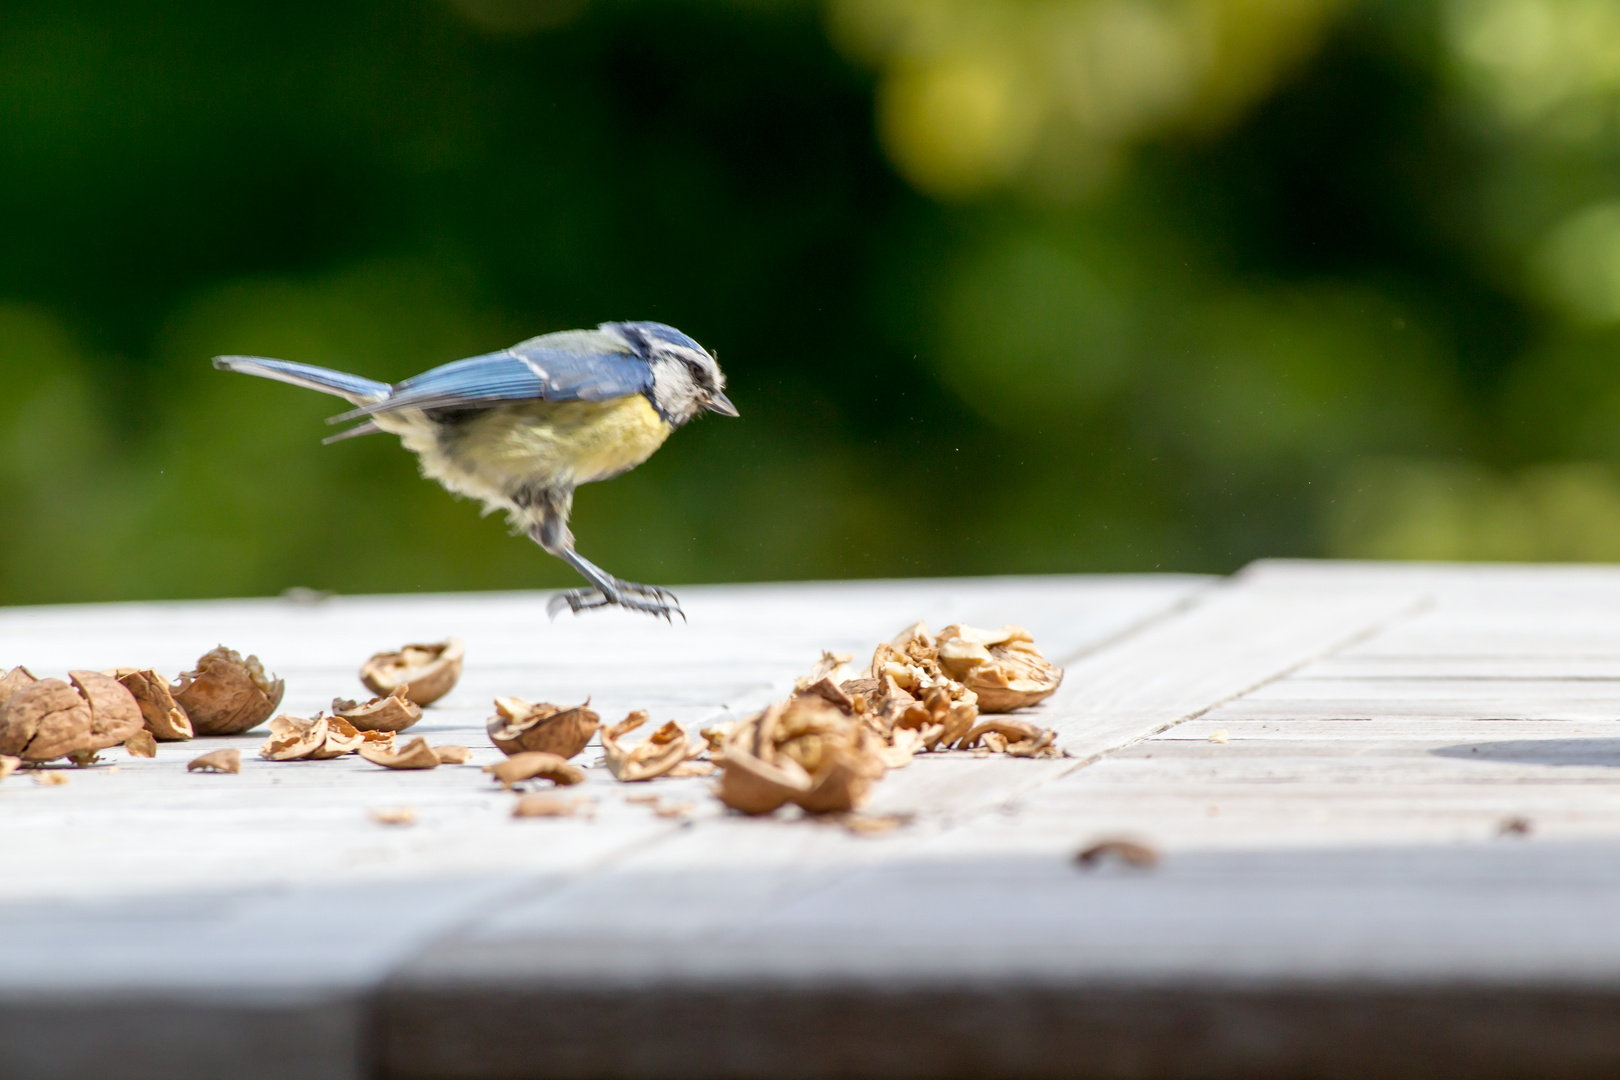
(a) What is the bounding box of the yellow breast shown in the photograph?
[446,394,673,490]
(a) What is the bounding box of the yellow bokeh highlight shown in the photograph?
[830,0,1344,201]
[1534,201,1620,322]
[1447,0,1620,134]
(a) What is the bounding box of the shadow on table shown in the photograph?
[1432,739,1620,767]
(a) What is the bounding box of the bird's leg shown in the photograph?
[526,512,682,621]
[553,549,683,622]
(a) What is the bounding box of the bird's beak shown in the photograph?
[705,391,739,417]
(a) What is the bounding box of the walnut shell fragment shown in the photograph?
[959,717,1057,757]
[0,754,18,782]
[188,748,241,773]
[433,745,473,765]
[360,638,464,706]
[332,686,422,733]
[936,624,1063,712]
[106,668,193,740]
[601,711,696,782]
[718,696,886,816]
[0,673,143,763]
[484,751,585,789]
[260,713,369,761]
[487,698,599,759]
[124,730,157,758]
[173,647,284,735]
[360,735,441,770]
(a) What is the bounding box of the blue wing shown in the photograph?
[331,331,652,421]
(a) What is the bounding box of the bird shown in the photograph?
[213,321,736,620]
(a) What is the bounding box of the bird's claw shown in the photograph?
[547,581,684,622]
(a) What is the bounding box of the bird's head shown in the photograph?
[608,321,737,426]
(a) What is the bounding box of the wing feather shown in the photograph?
[329,334,652,423]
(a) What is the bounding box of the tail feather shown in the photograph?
[212,355,391,403]
[322,420,382,444]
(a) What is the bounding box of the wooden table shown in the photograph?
[5,561,1620,1079]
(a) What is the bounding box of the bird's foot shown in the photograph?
[547,580,684,622]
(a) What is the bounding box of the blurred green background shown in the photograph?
[4,0,1620,603]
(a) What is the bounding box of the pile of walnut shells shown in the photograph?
[0,645,285,771]
[481,620,1065,822]
[713,620,1063,816]
[2,622,1064,831]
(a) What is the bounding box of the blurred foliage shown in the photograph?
[5,0,1620,604]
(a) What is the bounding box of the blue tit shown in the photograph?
[213,321,736,620]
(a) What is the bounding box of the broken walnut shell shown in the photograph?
[124,730,157,758]
[484,751,585,789]
[188,748,241,773]
[359,735,441,770]
[432,745,473,765]
[0,754,18,782]
[716,697,885,816]
[959,717,1043,750]
[261,713,328,761]
[68,671,144,753]
[0,680,90,761]
[600,711,693,782]
[487,698,599,759]
[173,646,285,735]
[0,673,143,763]
[107,668,193,740]
[332,685,423,732]
[360,638,464,706]
[936,624,1063,712]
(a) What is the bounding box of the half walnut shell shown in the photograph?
[717,696,886,816]
[173,646,284,735]
[107,668,193,740]
[332,686,422,732]
[487,698,599,759]
[935,624,1063,712]
[360,639,464,706]
[0,672,143,763]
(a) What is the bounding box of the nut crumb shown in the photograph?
[187,749,241,774]
[654,802,695,818]
[370,806,417,826]
[1208,729,1229,744]
[1499,816,1533,837]
[841,813,912,835]
[32,770,70,786]
[513,794,580,818]
[1075,839,1159,869]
